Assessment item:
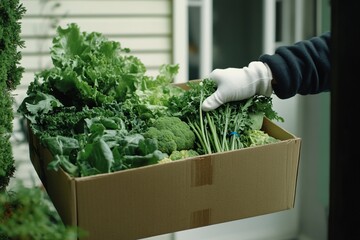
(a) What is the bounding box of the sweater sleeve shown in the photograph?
[259,32,331,99]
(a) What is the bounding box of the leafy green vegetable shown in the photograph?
[43,115,167,177]
[168,79,283,154]
[144,127,177,154]
[17,23,283,178]
[143,116,196,154]
[114,134,167,169]
[85,139,113,173]
[16,23,183,177]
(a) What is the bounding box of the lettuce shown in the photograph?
[18,23,181,177]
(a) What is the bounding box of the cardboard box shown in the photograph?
[28,117,301,240]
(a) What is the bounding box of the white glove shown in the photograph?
[201,61,273,111]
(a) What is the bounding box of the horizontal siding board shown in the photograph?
[23,0,171,16]
[21,17,172,37]
[22,36,171,54]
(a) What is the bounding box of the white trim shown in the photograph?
[188,0,202,7]
[263,0,276,54]
[173,0,189,83]
[199,0,213,78]
[316,0,323,35]
[294,0,304,41]
[282,0,292,43]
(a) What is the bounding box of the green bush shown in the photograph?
[0,0,26,191]
[0,182,85,240]
[0,2,87,239]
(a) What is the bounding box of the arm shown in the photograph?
[202,32,331,111]
[260,31,331,99]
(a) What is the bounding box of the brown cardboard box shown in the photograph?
[28,117,301,240]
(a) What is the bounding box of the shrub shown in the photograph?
[0,182,84,240]
[0,0,26,191]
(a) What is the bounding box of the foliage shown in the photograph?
[0,182,85,240]
[0,4,83,240]
[0,0,26,191]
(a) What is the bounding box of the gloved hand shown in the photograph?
[201,61,273,111]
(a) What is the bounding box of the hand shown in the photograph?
[201,61,273,111]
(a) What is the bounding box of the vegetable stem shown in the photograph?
[199,86,212,154]
[206,112,222,152]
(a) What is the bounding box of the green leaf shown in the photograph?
[88,139,114,173]
[42,136,79,156]
[18,92,63,119]
[249,113,264,130]
[138,138,158,155]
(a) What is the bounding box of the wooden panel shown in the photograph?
[23,0,171,16]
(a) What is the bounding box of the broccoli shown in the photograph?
[143,127,177,154]
[157,157,173,164]
[143,116,196,154]
[169,150,199,160]
[158,150,199,164]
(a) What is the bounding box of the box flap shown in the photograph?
[262,117,298,140]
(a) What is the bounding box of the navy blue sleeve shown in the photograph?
[259,32,331,99]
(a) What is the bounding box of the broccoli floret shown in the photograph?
[158,149,199,163]
[158,157,173,164]
[169,149,199,160]
[151,116,195,150]
[143,127,177,154]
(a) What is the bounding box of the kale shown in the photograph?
[17,23,179,177]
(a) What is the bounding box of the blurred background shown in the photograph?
[11,0,331,239]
